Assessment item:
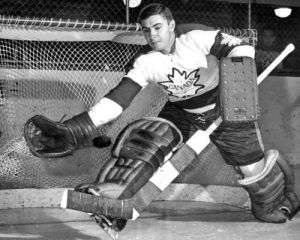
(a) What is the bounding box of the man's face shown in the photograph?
[141,14,175,54]
[262,30,276,47]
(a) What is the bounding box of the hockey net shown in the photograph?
[0,16,257,189]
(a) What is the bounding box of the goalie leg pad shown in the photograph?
[97,117,183,199]
[219,57,259,122]
[75,117,183,199]
[75,117,183,232]
[238,149,300,223]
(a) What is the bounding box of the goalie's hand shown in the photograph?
[24,112,111,158]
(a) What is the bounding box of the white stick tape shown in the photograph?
[149,161,179,191]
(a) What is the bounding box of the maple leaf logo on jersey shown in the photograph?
[221,33,242,47]
[158,68,204,99]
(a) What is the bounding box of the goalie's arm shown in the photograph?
[210,30,255,59]
[88,77,143,127]
[24,45,149,158]
[24,76,143,158]
[89,45,154,127]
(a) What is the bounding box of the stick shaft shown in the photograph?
[257,43,295,85]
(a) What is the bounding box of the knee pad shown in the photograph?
[219,57,259,122]
[238,149,300,223]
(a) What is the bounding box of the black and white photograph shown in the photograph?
[0,0,299,239]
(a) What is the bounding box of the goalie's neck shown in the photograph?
[160,33,176,55]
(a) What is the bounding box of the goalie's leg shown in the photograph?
[212,57,299,223]
[75,117,183,234]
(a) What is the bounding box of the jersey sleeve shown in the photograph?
[187,30,255,59]
[88,97,123,127]
[175,23,216,36]
[105,77,142,110]
[209,31,255,59]
[104,45,152,110]
[123,45,153,87]
[185,30,219,55]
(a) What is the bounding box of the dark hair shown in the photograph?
[262,25,276,34]
[137,3,174,24]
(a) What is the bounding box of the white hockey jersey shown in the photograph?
[107,29,254,111]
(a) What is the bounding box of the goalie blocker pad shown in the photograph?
[219,57,259,122]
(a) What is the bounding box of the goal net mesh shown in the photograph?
[0,17,256,189]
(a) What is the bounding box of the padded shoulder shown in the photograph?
[176,23,216,36]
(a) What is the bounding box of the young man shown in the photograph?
[256,26,283,73]
[25,3,299,236]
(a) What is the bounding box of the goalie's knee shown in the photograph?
[238,149,300,223]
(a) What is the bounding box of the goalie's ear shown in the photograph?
[169,19,176,32]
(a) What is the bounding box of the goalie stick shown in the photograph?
[61,43,295,230]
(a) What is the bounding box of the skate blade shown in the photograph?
[104,227,119,240]
[91,214,119,240]
[99,220,119,240]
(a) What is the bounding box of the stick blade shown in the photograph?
[60,190,101,213]
[60,189,135,219]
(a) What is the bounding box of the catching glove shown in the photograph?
[24,112,111,158]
